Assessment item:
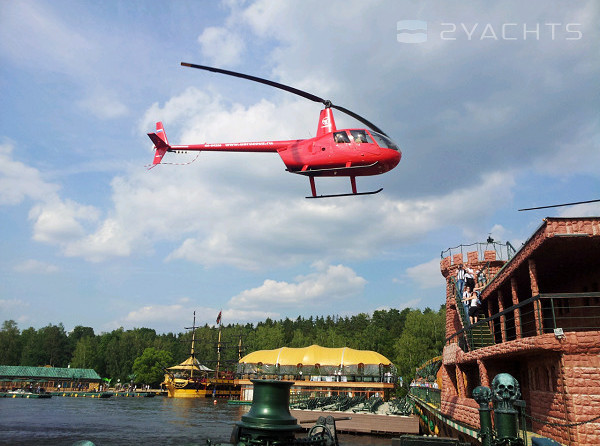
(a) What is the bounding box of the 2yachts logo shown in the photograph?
[398,20,582,43]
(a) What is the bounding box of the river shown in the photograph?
[0,396,393,445]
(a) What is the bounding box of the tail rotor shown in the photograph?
[147,122,171,168]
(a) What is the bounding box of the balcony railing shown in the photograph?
[409,385,441,408]
[441,240,516,262]
[447,292,600,351]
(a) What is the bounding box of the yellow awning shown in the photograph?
[239,345,392,366]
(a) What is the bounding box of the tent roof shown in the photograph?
[239,345,392,367]
[168,356,213,372]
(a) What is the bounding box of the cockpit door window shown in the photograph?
[350,130,374,144]
[333,131,350,143]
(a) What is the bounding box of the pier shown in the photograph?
[291,409,419,436]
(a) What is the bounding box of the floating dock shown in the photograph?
[0,392,52,398]
[49,391,155,398]
[291,409,419,436]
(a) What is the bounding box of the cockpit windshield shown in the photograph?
[369,131,400,151]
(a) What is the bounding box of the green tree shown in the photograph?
[246,325,285,351]
[20,327,43,366]
[0,320,21,365]
[132,347,173,386]
[314,327,346,348]
[393,308,446,386]
[39,323,70,366]
[70,336,99,369]
[289,328,312,348]
[69,325,95,351]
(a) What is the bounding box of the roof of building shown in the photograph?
[239,345,393,366]
[0,365,101,380]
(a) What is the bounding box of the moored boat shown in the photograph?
[3,388,52,398]
[162,312,240,398]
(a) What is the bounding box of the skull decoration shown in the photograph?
[472,385,492,409]
[491,373,521,413]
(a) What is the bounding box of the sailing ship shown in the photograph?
[162,311,240,399]
[409,217,600,445]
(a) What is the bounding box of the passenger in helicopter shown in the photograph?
[350,130,370,144]
[333,132,350,143]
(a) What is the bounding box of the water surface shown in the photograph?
[0,396,392,445]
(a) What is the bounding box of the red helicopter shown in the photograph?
[148,63,402,198]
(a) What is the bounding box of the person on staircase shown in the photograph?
[466,287,482,324]
[461,285,473,327]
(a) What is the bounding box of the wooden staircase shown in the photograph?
[468,320,495,349]
[451,277,495,351]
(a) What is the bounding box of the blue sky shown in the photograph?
[1,1,598,334]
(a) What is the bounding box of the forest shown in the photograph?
[0,306,445,388]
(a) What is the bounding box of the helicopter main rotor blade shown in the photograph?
[518,198,600,211]
[181,62,388,136]
[331,104,387,136]
[181,62,325,104]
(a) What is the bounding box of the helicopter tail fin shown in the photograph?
[148,122,171,167]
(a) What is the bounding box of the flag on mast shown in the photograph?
[216,310,222,325]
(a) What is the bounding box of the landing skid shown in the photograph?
[306,188,383,199]
[306,175,382,199]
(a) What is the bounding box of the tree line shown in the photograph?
[0,306,445,387]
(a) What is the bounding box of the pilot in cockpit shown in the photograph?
[334,132,349,143]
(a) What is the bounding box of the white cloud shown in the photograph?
[228,262,367,310]
[0,141,60,205]
[29,199,100,245]
[558,201,600,218]
[405,258,445,289]
[78,89,129,119]
[198,26,245,67]
[63,218,134,262]
[0,1,93,74]
[120,299,195,325]
[222,308,280,324]
[396,298,423,310]
[116,298,280,328]
[533,122,600,177]
[14,259,59,274]
[0,141,108,254]
[0,299,30,324]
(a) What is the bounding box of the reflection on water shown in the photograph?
[0,397,392,445]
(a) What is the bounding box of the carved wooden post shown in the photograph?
[529,258,542,335]
[511,277,522,338]
[477,359,490,388]
[498,290,507,342]
[456,364,465,398]
[487,299,496,341]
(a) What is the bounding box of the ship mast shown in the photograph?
[184,311,198,380]
[216,313,222,380]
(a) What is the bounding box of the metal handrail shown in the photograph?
[441,241,516,262]
[409,385,441,408]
